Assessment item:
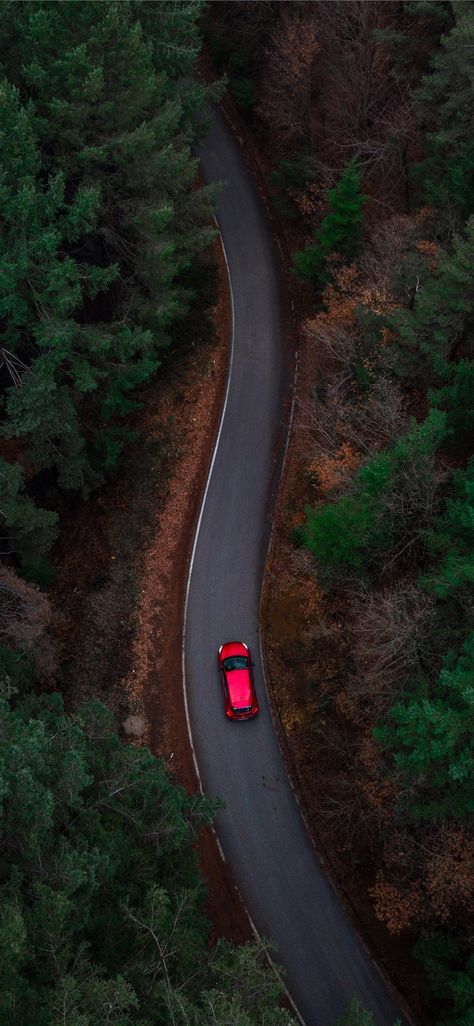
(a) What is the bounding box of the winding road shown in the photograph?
[184,109,409,1026]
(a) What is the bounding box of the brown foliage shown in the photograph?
[258,11,319,148]
[347,584,435,713]
[307,443,361,495]
[425,826,474,922]
[308,1,418,198]
[360,209,438,306]
[0,564,55,678]
[370,874,425,934]
[0,564,50,649]
[298,374,408,476]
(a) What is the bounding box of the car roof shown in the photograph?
[227,668,252,707]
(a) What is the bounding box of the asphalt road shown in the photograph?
[185,108,409,1026]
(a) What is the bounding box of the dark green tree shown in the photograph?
[420,459,474,599]
[0,0,217,568]
[375,632,474,821]
[389,217,474,385]
[0,685,296,1025]
[293,159,366,285]
[430,359,474,450]
[298,410,446,580]
[0,459,58,575]
[414,5,474,223]
[414,932,474,1026]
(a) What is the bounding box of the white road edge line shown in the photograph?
[181,217,235,791]
[180,216,306,1026]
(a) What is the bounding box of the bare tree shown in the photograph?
[0,564,55,678]
[297,374,408,464]
[348,583,436,713]
[312,0,416,193]
[303,315,356,371]
[258,10,319,147]
[0,565,50,649]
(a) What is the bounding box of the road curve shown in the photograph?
[185,108,408,1026]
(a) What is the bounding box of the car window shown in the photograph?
[223,655,248,671]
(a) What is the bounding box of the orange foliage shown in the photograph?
[358,777,396,819]
[335,690,364,726]
[415,239,440,271]
[370,875,425,934]
[258,12,319,147]
[308,443,361,494]
[322,265,362,325]
[425,827,474,922]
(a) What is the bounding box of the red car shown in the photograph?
[218,641,259,720]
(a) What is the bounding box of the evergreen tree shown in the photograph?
[389,217,474,385]
[0,684,296,1025]
[0,78,118,490]
[375,632,474,821]
[414,932,474,1026]
[0,1,216,566]
[0,459,58,575]
[430,358,474,450]
[415,5,474,223]
[419,459,474,599]
[299,410,446,580]
[0,1,215,337]
[293,159,366,285]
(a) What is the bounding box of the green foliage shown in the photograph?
[0,686,296,1025]
[300,410,447,579]
[335,996,401,1026]
[293,160,366,285]
[414,6,474,222]
[292,241,326,283]
[0,0,216,567]
[414,932,474,1026]
[319,160,366,262]
[0,458,58,567]
[389,217,474,384]
[298,487,391,577]
[231,74,258,115]
[0,645,33,696]
[430,359,474,450]
[375,632,474,820]
[270,153,318,219]
[420,459,474,599]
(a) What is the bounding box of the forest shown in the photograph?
[0,1,472,1025]
[205,3,474,1025]
[0,2,295,1024]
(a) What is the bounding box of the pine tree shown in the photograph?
[0,1,216,567]
[0,1,216,338]
[375,632,474,821]
[299,410,446,579]
[0,79,117,490]
[430,359,474,450]
[415,5,474,223]
[0,684,297,1025]
[389,217,474,385]
[419,459,474,599]
[0,459,58,574]
[414,932,474,1026]
[293,159,366,285]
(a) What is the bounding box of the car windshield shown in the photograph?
[223,655,248,671]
